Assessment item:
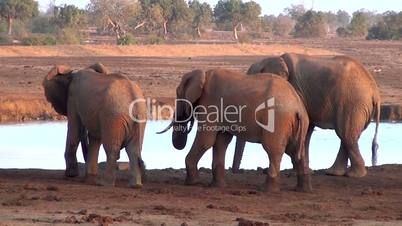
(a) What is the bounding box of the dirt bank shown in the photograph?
[0,164,401,225]
[0,39,401,123]
[0,44,337,57]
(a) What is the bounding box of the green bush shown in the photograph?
[56,27,81,44]
[41,35,58,45]
[21,35,42,45]
[336,27,351,37]
[294,10,327,38]
[30,16,57,34]
[144,35,164,45]
[117,33,137,45]
[0,34,12,45]
[21,34,57,46]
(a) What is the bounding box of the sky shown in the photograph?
[37,0,402,16]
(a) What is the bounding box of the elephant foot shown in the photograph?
[209,180,227,188]
[84,174,98,185]
[345,166,367,178]
[325,166,346,176]
[264,177,280,192]
[184,175,201,186]
[65,164,79,177]
[97,178,115,187]
[129,182,143,189]
[295,174,312,193]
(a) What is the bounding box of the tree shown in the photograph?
[273,14,295,36]
[53,4,86,29]
[284,4,306,21]
[87,0,140,42]
[189,0,212,38]
[336,10,350,28]
[294,10,327,38]
[348,11,369,37]
[0,0,38,35]
[367,11,402,40]
[214,0,261,40]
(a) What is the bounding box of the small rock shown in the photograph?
[78,209,87,215]
[46,185,59,191]
[206,204,216,209]
[63,216,80,224]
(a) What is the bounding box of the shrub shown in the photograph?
[30,16,57,34]
[273,15,295,37]
[21,35,42,46]
[117,33,137,45]
[56,27,81,44]
[144,35,164,45]
[0,34,12,45]
[348,12,369,37]
[294,10,327,38]
[41,35,57,45]
[238,33,253,43]
[21,34,58,46]
[336,27,351,37]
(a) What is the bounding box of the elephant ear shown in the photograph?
[88,62,109,74]
[248,57,290,80]
[43,65,73,116]
[177,69,206,117]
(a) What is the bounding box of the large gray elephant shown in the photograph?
[232,53,381,178]
[43,64,147,188]
[159,69,311,192]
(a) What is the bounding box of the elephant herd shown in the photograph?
[43,53,380,192]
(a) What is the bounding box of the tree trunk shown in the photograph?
[163,20,168,40]
[233,23,240,40]
[196,26,201,38]
[134,21,146,30]
[7,17,13,35]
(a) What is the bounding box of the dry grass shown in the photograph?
[0,44,338,57]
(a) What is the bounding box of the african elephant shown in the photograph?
[159,69,311,192]
[43,64,147,188]
[232,53,381,178]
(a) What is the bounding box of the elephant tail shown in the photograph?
[295,112,307,161]
[371,97,381,166]
[80,127,89,163]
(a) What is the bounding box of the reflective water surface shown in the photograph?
[0,121,401,170]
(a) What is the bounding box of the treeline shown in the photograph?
[0,0,401,45]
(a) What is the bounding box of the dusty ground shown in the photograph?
[0,39,401,225]
[1,39,402,122]
[0,165,402,225]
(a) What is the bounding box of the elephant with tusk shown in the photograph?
[159,69,311,192]
[43,64,147,188]
[232,53,381,178]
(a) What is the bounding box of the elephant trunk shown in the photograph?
[232,138,246,173]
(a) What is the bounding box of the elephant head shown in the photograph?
[88,62,110,74]
[247,56,290,80]
[158,70,206,150]
[43,65,74,116]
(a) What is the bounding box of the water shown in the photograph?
[0,121,401,170]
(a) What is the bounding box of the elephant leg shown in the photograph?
[344,141,367,177]
[330,114,366,178]
[84,135,101,185]
[326,143,348,176]
[293,151,312,192]
[99,145,119,187]
[211,133,233,187]
[185,131,216,185]
[125,139,143,189]
[265,151,283,192]
[231,138,246,174]
[64,114,82,177]
[291,124,314,173]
